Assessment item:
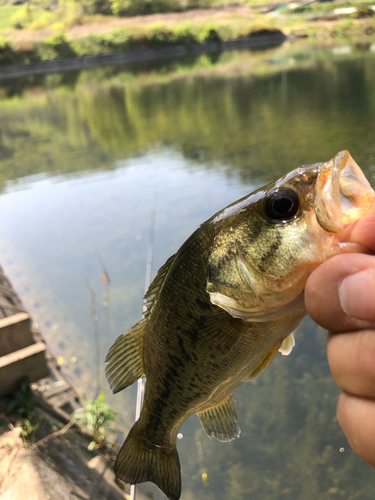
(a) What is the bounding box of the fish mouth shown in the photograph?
[314,150,375,233]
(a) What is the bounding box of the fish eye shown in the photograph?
[264,188,299,222]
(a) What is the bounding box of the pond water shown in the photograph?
[1,40,375,499]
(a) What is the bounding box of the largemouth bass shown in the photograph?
[106,151,374,500]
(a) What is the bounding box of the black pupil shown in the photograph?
[264,188,299,221]
[273,197,293,215]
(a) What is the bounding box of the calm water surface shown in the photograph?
[0,41,375,499]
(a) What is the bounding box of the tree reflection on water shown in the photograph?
[0,42,375,499]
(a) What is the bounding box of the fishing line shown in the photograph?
[87,280,101,396]
[131,172,159,500]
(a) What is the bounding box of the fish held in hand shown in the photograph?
[106,150,374,500]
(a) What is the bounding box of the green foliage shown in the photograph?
[76,0,112,15]
[69,24,198,57]
[72,391,117,450]
[73,27,139,56]
[147,24,178,46]
[336,20,355,36]
[0,6,20,29]
[18,413,44,442]
[244,24,283,37]
[40,32,77,59]
[11,3,34,29]
[198,26,221,43]
[110,0,181,16]
[354,7,374,18]
[6,376,35,417]
[73,30,131,56]
[5,376,43,443]
[28,11,53,30]
[289,3,312,13]
[109,27,132,46]
[108,0,215,16]
[173,25,196,44]
[0,35,12,53]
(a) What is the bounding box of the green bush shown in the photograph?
[109,0,215,16]
[73,34,110,56]
[74,29,132,56]
[147,24,177,46]
[40,32,77,59]
[109,27,132,47]
[0,36,12,53]
[354,7,374,18]
[246,25,283,37]
[198,27,221,43]
[75,0,112,15]
[173,25,196,45]
[28,13,53,30]
[72,391,117,450]
[186,0,212,7]
[0,36,16,64]
[73,25,198,55]
[110,0,182,16]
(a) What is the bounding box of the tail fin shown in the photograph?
[115,422,181,500]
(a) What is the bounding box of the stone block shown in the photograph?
[0,312,33,356]
[0,342,49,397]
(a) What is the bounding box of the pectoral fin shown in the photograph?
[105,319,146,394]
[243,340,282,382]
[196,312,249,354]
[197,394,240,442]
[278,332,295,356]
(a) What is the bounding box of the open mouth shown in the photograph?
[314,150,375,233]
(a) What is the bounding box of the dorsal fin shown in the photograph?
[143,254,176,319]
[105,319,146,394]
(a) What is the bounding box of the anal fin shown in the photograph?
[197,393,240,442]
[243,340,282,382]
[105,319,146,394]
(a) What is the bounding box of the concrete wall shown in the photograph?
[0,34,287,80]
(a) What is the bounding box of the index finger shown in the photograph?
[340,204,375,250]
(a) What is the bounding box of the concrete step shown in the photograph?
[0,312,33,356]
[0,341,49,397]
[48,388,81,417]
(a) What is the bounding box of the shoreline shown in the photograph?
[0,33,287,80]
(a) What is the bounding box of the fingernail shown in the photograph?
[339,268,375,321]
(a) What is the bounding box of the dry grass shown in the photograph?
[0,421,27,496]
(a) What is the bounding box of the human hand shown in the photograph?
[305,205,375,469]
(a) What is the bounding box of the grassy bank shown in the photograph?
[0,21,283,65]
[1,0,375,65]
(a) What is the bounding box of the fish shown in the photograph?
[105,150,374,500]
